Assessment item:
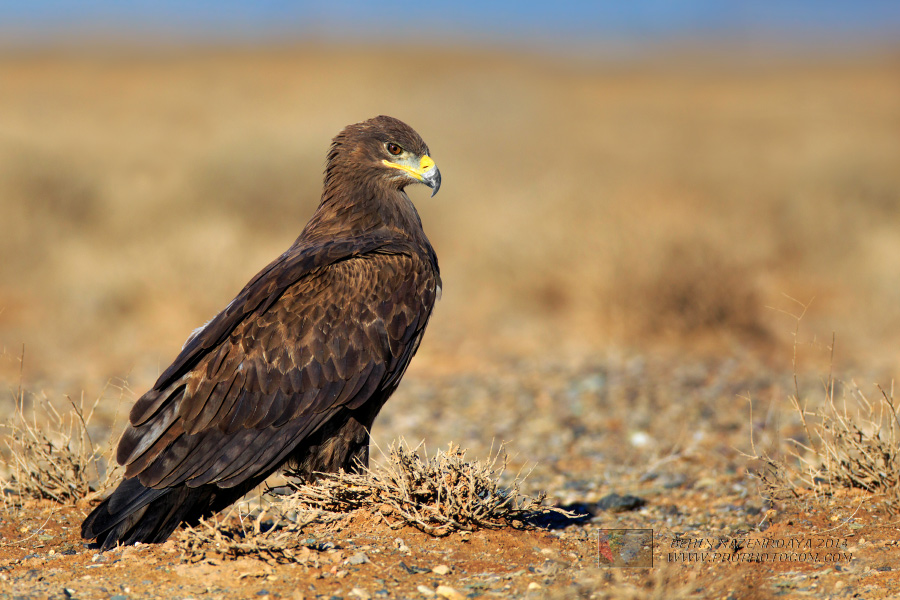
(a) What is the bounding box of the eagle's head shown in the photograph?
[326,115,441,197]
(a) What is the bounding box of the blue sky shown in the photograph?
[2,1,899,47]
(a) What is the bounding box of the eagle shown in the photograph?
[82,116,442,550]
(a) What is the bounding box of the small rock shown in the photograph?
[596,493,646,512]
[528,582,541,590]
[432,564,450,575]
[395,538,411,553]
[417,585,436,597]
[436,585,464,600]
[350,588,371,600]
[400,561,431,575]
[348,552,370,565]
[629,431,650,447]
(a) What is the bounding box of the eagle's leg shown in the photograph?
[288,404,384,482]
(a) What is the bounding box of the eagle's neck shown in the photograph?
[297,172,430,252]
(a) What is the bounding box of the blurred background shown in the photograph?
[1,1,899,403]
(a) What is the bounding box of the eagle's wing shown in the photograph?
[115,244,437,491]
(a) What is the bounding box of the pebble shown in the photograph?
[417,584,436,597]
[348,552,370,565]
[596,493,646,512]
[528,582,541,590]
[350,588,372,600]
[436,585,464,600]
[431,564,450,575]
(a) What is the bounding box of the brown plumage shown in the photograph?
[82,116,442,550]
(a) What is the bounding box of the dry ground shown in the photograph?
[2,44,900,599]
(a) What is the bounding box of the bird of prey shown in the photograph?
[82,115,442,550]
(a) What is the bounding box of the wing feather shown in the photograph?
[119,248,437,494]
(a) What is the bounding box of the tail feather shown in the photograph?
[81,476,253,551]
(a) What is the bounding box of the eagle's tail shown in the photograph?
[81,477,234,551]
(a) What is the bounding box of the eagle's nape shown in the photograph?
[81,116,441,550]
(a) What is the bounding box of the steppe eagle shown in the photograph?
[82,116,442,550]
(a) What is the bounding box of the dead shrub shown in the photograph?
[285,439,571,536]
[776,380,900,509]
[176,501,341,565]
[0,384,120,507]
[749,307,900,510]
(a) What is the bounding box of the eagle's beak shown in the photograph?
[421,162,441,197]
[383,154,441,197]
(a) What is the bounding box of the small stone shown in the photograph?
[432,564,450,575]
[400,561,431,575]
[350,588,372,600]
[629,431,650,447]
[348,552,370,565]
[436,585,464,600]
[417,585,436,597]
[528,582,541,590]
[596,493,646,512]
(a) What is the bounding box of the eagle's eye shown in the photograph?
[386,143,402,156]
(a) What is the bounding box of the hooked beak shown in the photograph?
[382,154,441,197]
[421,163,441,197]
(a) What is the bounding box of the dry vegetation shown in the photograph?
[2,44,900,598]
[0,377,121,508]
[284,440,565,536]
[175,441,564,566]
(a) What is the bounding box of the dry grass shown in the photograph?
[761,379,900,511]
[171,439,568,564]
[810,384,900,501]
[285,439,569,536]
[0,388,119,507]
[750,304,900,511]
[0,346,124,508]
[176,502,341,565]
